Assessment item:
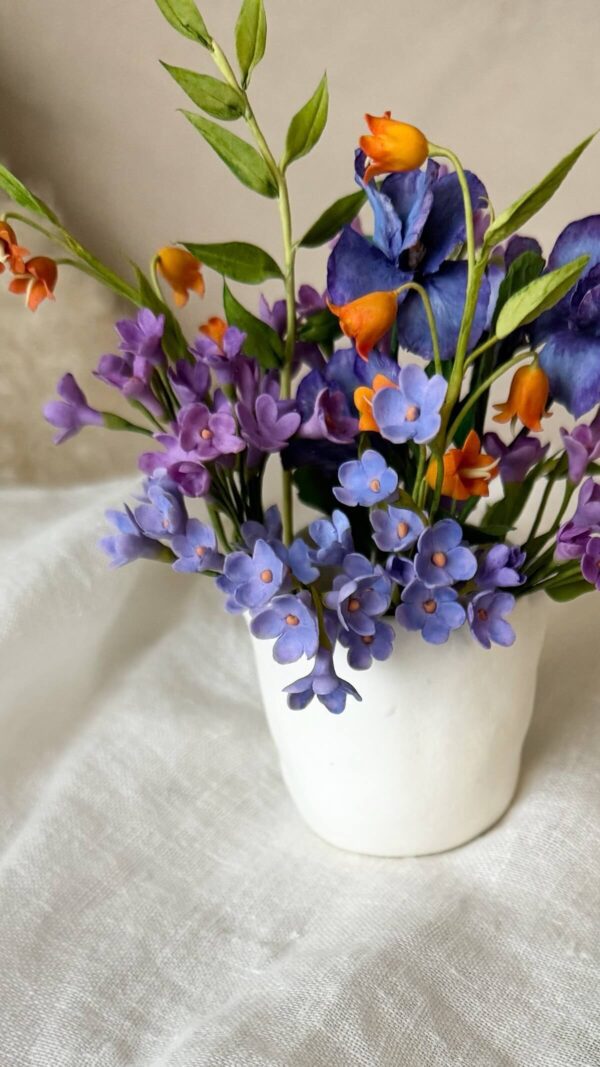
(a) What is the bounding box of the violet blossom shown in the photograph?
[338,619,395,670]
[334,449,398,507]
[284,648,361,714]
[237,392,301,453]
[560,410,600,485]
[43,373,103,444]
[396,581,466,644]
[250,593,319,663]
[172,519,223,574]
[467,591,516,649]
[483,430,549,484]
[100,506,171,568]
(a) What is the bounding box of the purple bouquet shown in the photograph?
[3,0,599,714]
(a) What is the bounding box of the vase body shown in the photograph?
[249,594,546,857]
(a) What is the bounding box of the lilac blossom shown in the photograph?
[296,348,360,443]
[134,482,187,539]
[386,555,415,587]
[475,544,525,589]
[298,387,358,444]
[572,477,600,528]
[483,430,549,483]
[415,520,477,587]
[138,432,212,498]
[556,521,592,561]
[94,353,165,419]
[372,365,447,445]
[396,581,466,644]
[288,538,320,584]
[581,537,600,589]
[215,574,245,614]
[370,505,424,553]
[99,506,170,567]
[116,308,165,364]
[237,393,301,453]
[178,403,245,461]
[190,325,246,382]
[168,359,210,406]
[560,410,600,485]
[468,591,516,649]
[43,373,103,443]
[251,593,319,663]
[223,539,285,610]
[339,619,395,670]
[308,510,353,566]
[284,648,361,713]
[241,505,283,550]
[334,449,398,507]
[172,519,223,574]
[325,555,392,636]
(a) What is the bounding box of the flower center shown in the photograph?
[285,613,300,626]
[260,569,273,583]
[162,518,170,529]
[477,608,488,622]
[200,428,213,440]
[423,598,437,614]
[369,478,381,492]
[362,635,374,645]
[348,597,361,612]
[396,521,409,538]
[405,404,420,423]
[432,551,447,567]
[195,545,206,557]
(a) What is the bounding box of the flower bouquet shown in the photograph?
[4,0,599,854]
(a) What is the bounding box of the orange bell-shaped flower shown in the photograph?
[200,316,228,347]
[493,361,550,433]
[156,247,205,308]
[0,221,28,275]
[426,430,499,501]
[359,112,428,184]
[9,256,58,311]
[354,373,397,432]
[328,290,399,361]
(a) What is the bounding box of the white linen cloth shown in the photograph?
[1,479,599,1067]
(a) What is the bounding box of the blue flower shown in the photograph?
[414,519,477,587]
[467,591,516,649]
[172,519,223,574]
[284,648,362,713]
[370,505,424,552]
[333,449,398,507]
[325,554,392,636]
[339,619,395,670]
[250,593,319,663]
[385,555,415,587]
[372,364,447,444]
[100,506,170,568]
[534,216,600,416]
[396,581,466,644]
[215,574,246,614]
[308,509,354,565]
[223,539,285,610]
[296,348,360,444]
[288,538,320,584]
[134,483,187,539]
[241,505,283,550]
[475,544,525,590]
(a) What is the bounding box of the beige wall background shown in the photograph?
[1,0,599,485]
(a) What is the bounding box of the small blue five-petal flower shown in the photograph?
[333,449,398,507]
[372,364,447,445]
[251,593,319,664]
[370,505,424,553]
[414,519,477,587]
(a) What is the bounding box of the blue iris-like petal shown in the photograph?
[396,261,490,361]
[327,227,411,305]
[539,329,600,418]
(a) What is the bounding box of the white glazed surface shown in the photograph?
[249,594,547,856]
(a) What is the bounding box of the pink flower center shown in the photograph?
[405,404,420,422]
[260,569,273,583]
[285,613,300,626]
[432,551,447,567]
[423,598,437,614]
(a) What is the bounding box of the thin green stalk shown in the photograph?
[412,445,426,497]
[396,281,442,375]
[208,504,232,553]
[528,465,561,543]
[446,349,530,444]
[464,333,499,371]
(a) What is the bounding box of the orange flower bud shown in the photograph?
[200,316,227,347]
[359,112,428,184]
[354,373,397,431]
[328,290,399,360]
[426,430,499,501]
[156,247,205,307]
[8,256,57,311]
[493,362,550,433]
[0,221,29,275]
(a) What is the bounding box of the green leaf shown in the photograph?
[481,468,540,531]
[161,64,244,121]
[133,266,189,362]
[182,241,282,283]
[297,307,340,346]
[182,112,278,198]
[223,283,284,368]
[495,254,589,339]
[460,522,513,544]
[483,132,596,252]
[545,578,593,602]
[299,191,366,248]
[235,0,267,88]
[0,164,59,224]
[491,250,545,330]
[282,73,329,171]
[154,0,210,44]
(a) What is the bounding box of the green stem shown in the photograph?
[464,333,498,371]
[396,281,442,374]
[446,349,530,444]
[412,445,426,498]
[208,504,232,553]
[528,465,561,544]
[101,413,153,436]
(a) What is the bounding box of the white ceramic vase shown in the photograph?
[249,594,546,857]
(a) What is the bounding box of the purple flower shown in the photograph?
[483,430,549,484]
[372,365,447,445]
[468,591,516,649]
[134,482,187,539]
[215,573,245,614]
[99,506,169,568]
[251,593,319,663]
[560,410,600,485]
[572,477,600,528]
[115,308,165,364]
[475,544,525,590]
[556,520,591,561]
[308,510,353,565]
[168,360,210,406]
[288,538,320,584]
[223,539,285,610]
[581,537,600,589]
[172,519,223,573]
[370,505,424,553]
[334,449,398,507]
[43,373,103,444]
[386,555,415,587]
[241,505,283,550]
[94,353,165,419]
[296,349,361,444]
[339,619,395,670]
[415,520,477,587]
[237,393,301,453]
[138,431,212,498]
[325,554,391,636]
[396,581,466,644]
[190,325,246,382]
[178,403,245,461]
[298,387,359,444]
[284,648,361,714]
